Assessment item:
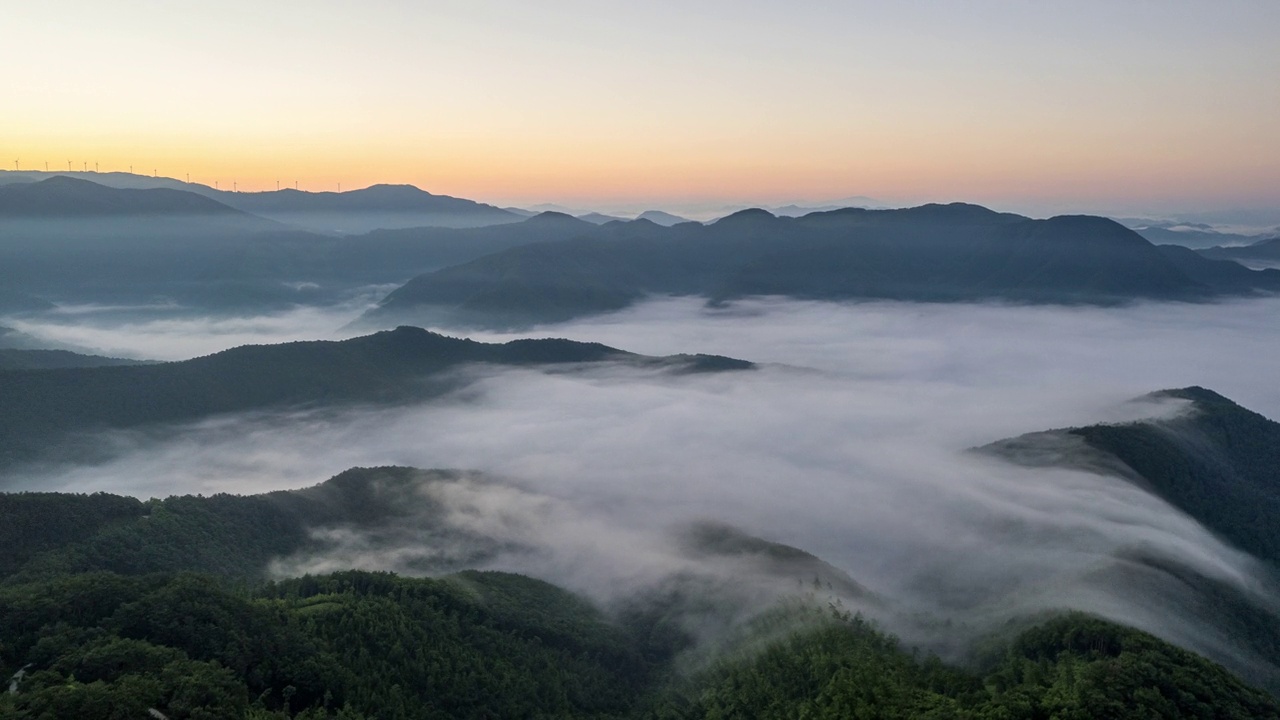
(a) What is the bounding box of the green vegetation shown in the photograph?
[0,468,474,583]
[1071,387,1280,565]
[2,569,1274,719]
[650,608,1279,719]
[2,466,1278,718]
[0,570,655,719]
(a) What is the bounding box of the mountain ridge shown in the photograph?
[364,203,1280,329]
[0,326,751,470]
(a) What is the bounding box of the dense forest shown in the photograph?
[2,465,1279,718]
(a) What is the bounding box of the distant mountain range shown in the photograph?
[0,326,750,469]
[1199,236,1280,264]
[0,348,146,371]
[577,210,692,226]
[0,176,243,217]
[363,203,1280,329]
[1120,218,1273,249]
[0,178,602,312]
[0,172,522,233]
[6,176,1279,327]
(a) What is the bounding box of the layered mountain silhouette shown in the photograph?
[0,348,145,371]
[635,209,692,226]
[204,183,523,233]
[0,326,750,468]
[0,177,593,311]
[0,171,522,232]
[1200,236,1280,264]
[0,176,243,217]
[363,204,1280,329]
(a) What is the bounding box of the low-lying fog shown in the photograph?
[8,295,1280,673]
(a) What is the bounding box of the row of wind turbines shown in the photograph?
[10,159,341,193]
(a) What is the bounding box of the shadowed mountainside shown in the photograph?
[0,326,750,469]
[1201,237,1280,264]
[364,204,1280,329]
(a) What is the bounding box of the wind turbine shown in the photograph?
[67,160,72,171]
[13,159,17,171]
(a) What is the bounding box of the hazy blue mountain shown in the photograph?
[0,176,244,217]
[1117,218,1274,249]
[0,349,146,371]
[1200,236,1280,264]
[363,203,1280,329]
[0,170,524,232]
[0,169,202,191]
[205,183,523,233]
[1156,244,1280,286]
[578,211,629,224]
[0,182,601,312]
[635,209,692,226]
[767,197,889,216]
[0,327,750,468]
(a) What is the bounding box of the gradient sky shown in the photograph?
[4,1,1278,216]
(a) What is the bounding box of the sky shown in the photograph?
[4,1,1279,216]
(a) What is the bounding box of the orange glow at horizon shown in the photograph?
[3,2,1277,215]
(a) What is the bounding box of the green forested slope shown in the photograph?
[2,465,1278,718]
[1069,387,1280,564]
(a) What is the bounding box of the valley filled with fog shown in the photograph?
[8,294,1280,679]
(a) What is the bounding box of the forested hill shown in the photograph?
[0,467,505,581]
[2,468,1278,717]
[1071,387,1280,565]
[362,204,1280,329]
[985,387,1280,566]
[0,327,751,468]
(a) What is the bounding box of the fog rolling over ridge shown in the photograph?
[10,295,1280,680]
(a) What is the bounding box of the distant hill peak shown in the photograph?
[0,175,243,217]
[525,210,590,225]
[714,208,778,224]
[635,210,692,226]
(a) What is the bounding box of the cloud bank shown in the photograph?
[10,295,1280,678]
